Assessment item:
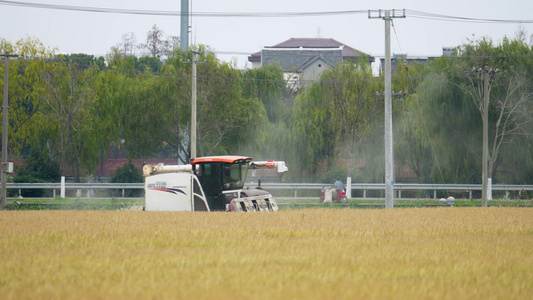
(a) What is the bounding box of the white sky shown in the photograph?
[1,0,532,68]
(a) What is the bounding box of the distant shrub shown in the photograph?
[109,161,143,198]
[12,148,61,198]
[11,175,46,197]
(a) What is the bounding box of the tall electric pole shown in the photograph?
[180,0,189,51]
[481,71,489,207]
[369,9,405,209]
[468,67,496,207]
[1,53,17,210]
[190,51,197,159]
[182,52,204,161]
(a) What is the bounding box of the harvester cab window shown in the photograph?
[223,163,247,190]
[198,163,223,210]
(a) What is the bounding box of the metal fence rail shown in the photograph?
[257,183,533,200]
[7,182,533,200]
[8,182,142,199]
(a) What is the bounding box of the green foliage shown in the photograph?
[109,161,143,197]
[3,31,533,187]
[135,56,162,72]
[58,53,106,70]
[11,175,46,198]
[118,72,170,158]
[39,60,99,179]
[13,147,61,197]
[402,36,533,184]
[241,64,286,123]
[16,147,60,182]
[0,37,54,156]
[291,60,381,178]
[160,45,268,161]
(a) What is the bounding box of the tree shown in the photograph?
[106,47,136,77]
[141,24,166,58]
[241,64,286,123]
[291,60,381,178]
[117,27,179,59]
[406,37,533,185]
[59,53,106,71]
[119,72,171,158]
[237,64,286,160]
[135,56,162,72]
[164,36,180,56]
[109,161,143,197]
[458,38,533,184]
[40,60,98,178]
[392,60,432,182]
[117,32,137,56]
[194,50,267,157]
[160,46,267,162]
[13,147,60,197]
[0,37,55,157]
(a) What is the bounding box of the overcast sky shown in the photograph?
[1,0,532,68]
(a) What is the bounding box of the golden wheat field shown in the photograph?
[0,208,532,300]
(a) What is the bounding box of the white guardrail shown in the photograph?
[6,182,533,200]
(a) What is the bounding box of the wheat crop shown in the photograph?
[0,208,532,299]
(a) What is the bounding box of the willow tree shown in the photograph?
[392,60,434,182]
[408,37,533,184]
[194,50,267,157]
[40,59,98,178]
[239,64,292,160]
[458,37,533,185]
[160,46,268,162]
[292,60,381,178]
[0,37,55,157]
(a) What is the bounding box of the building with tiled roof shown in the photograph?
[248,38,374,86]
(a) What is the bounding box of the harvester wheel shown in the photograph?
[340,196,348,204]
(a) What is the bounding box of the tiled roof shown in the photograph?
[248,38,374,63]
[271,38,344,48]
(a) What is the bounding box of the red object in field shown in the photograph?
[320,181,348,204]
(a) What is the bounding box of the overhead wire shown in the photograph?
[3,1,533,64]
[0,1,532,24]
[405,9,533,24]
[0,0,367,17]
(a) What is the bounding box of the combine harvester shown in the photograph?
[142,156,288,212]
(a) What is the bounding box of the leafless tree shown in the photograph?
[515,26,533,47]
[117,32,137,56]
[140,24,166,58]
[164,36,180,56]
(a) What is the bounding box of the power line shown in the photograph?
[0,1,367,17]
[0,1,532,23]
[406,10,533,24]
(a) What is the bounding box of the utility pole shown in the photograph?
[191,51,197,159]
[468,67,497,207]
[482,71,489,207]
[180,0,195,161]
[369,9,405,209]
[1,53,17,210]
[183,51,205,160]
[180,0,189,51]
